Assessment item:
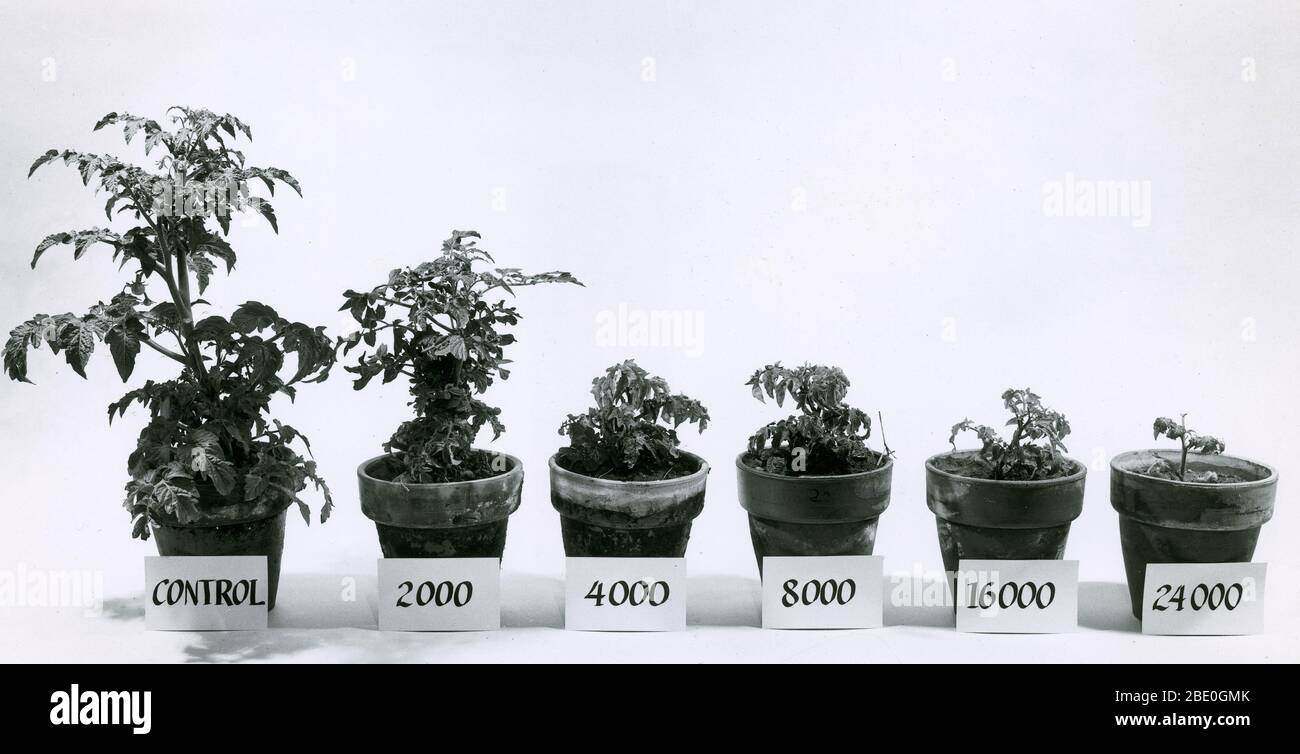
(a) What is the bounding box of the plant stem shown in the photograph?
[999,418,1025,480]
[145,213,212,391]
[1178,413,1189,481]
[140,337,188,365]
[876,410,892,467]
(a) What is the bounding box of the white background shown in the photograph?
[0,0,1297,662]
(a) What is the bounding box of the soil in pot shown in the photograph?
[736,452,892,573]
[357,452,524,558]
[925,450,1086,573]
[150,481,290,610]
[550,452,709,557]
[1110,450,1276,618]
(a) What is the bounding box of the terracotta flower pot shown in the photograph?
[150,480,290,610]
[1110,450,1277,618]
[925,450,1086,572]
[549,452,709,557]
[357,452,524,558]
[735,453,892,573]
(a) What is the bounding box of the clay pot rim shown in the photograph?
[925,449,1086,487]
[734,451,893,481]
[149,499,292,529]
[356,451,522,490]
[1110,449,1277,490]
[548,451,710,488]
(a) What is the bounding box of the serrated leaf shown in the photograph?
[230,301,280,333]
[434,334,468,360]
[251,198,278,233]
[31,232,71,268]
[193,315,233,342]
[267,167,302,197]
[92,112,118,131]
[190,254,215,293]
[144,130,164,155]
[28,149,60,178]
[105,323,141,382]
[59,319,98,379]
[243,473,268,502]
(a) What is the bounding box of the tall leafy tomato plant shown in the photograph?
[339,231,581,483]
[4,108,336,538]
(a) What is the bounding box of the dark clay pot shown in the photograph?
[357,452,523,558]
[925,450,1086,572]
[549,452,709,557]
[735,453,892,574]
[150,481,290,610]
[1110,450,1277,619]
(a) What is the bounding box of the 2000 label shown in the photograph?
[1151,580,1256,612]
[965,580,1056,610]
[396,580,474,608]
[781,578,857,607]
[584,579,670,607]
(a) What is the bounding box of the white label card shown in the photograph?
[564,557,685,632]
[762,556,883,629]
[1141,562,1266,635]
[955,559,1078,633]
[377,558,501,632]
[144,556,269,631]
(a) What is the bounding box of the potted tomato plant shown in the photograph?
[340,230,580,558]
[1110,415,1277,618]
[925,389,1085,571]
[735,363,893,572]
[550,360,710,557]
[6,108,336,608]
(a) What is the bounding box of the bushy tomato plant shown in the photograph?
[946,388,1074,481]
[6,108,335,537]
[743,362,891,475]
[557,360,709,481]
[339,230,580,483]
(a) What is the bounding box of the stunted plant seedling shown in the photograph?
[744,362,891,475]
[6,108,335,537]
[557,360,709,481]
[1146,414,1229,482]
[339,230,580,483]
[947,388,1074,481]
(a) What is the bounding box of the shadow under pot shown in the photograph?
[735,454,893,574]
[357,452,524,558]
[549,453,709,557]
[1110,450,1276,619]
[150,479,291,610]
[924,450,1086,573]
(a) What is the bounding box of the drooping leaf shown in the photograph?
[105,320,142,381]
[28,149,60,178]
[189,254,215,293]
[250,198,278,233]
[31,232,72,268]
[59,319,100,379]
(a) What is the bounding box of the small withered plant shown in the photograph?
[947,388,1074,481]
[743,362,891,475]
[5,108,336,538]
[557,360,709,481]
[340,230,580,483]
[1145,414,1229,483]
